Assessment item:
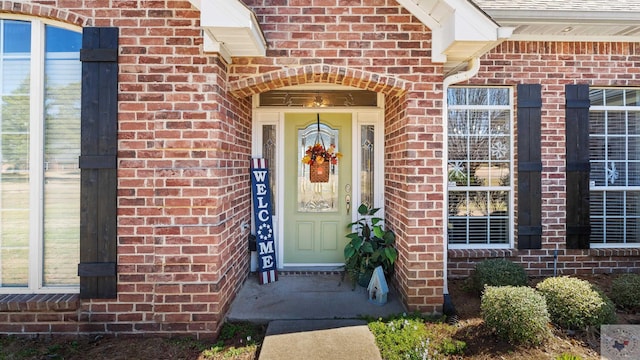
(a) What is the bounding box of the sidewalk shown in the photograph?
[258,319,382,360]
[226,272,406,359]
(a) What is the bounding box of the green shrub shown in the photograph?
[438,337,466,356]
[368,314,465,360]
[481,286,551,345]
[555,354,583,360]
[218,322,258,341]
[469,258,528,293]
[610,273,640,311]
[536,276,616,330]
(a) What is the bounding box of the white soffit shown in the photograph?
[484,10,640,42]
[190,0,267,63]
[396,0,513,71]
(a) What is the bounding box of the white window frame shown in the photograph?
[445,86,515,249]
[589,87,640,248]
[0,15,81,293]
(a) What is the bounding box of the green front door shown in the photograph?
[283,113,352,265]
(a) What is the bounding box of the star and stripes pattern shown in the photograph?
[250,158,278,284]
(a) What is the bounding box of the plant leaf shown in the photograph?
[383,230,396,244]
[361,242,374,253]
[384,247,398,264]
[347,219,367,228]
[344,246,355,259]
[373,226,384,239]
[370,250,381,262]
[346,232,360,240]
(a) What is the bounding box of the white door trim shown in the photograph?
[252,99,384,270]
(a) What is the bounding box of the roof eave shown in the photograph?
[191,0,267,64]
[397,0,513,73]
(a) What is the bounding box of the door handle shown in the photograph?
[346,195,351,214]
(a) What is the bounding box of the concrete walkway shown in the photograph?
[226,272,406,359]
[258,319,382,360]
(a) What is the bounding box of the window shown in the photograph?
[259,90,378,107]
[360,124,375,208]
[447,87,513,247]
[589,88,640,246]
[0,18,81,292]
[262,124,276,214]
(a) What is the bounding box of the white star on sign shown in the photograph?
[258,223,273,240]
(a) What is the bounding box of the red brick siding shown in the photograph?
[1,0,638,337]
[117,6,254,336]
[449,41,640,278]
[233,0,446,313]
[0,0,252,338]
[448,248,640,278]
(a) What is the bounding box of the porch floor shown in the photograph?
[226,272,406,323]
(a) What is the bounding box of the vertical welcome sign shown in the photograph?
[250,158,278,284]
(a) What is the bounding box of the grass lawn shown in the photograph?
[1,172,79,286]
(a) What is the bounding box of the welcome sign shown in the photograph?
[250,158,278,284]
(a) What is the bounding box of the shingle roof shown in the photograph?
[473,0,640,12]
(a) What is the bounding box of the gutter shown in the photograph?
[443,57,480,89]
[440,57,481,318]
[485,9,640,24]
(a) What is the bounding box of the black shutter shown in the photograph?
[517,84,543,249]
[78,27,119,299]
[565,84,591,249]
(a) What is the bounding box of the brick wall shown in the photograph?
[448,41,640,278]
[233,0,446,313]
[115,1,255,337]
[3,0,638,337]
[0,0,252,338]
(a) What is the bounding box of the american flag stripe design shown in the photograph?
[260,270,277,284]
[252,158,268,169]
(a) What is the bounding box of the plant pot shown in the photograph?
[309,161,330,183]
[357,269,374,287]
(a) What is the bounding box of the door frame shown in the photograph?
[252,89,385,269]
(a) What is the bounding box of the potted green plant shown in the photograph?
[344,204,398,287]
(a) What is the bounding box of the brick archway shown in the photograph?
[0,1,92,27]
[228,64,410,98]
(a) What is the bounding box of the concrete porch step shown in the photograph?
[226,273,406,323]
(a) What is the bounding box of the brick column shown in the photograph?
[384,88,446,314]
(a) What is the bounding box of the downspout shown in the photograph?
[441,57,481,319]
